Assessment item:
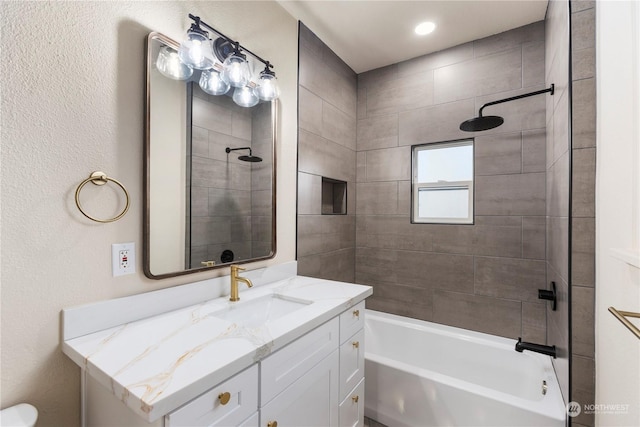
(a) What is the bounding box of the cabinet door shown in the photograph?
[339,378,364,427]
[261,318,339,405]
[260,350,339,427]
[339,328,364,402]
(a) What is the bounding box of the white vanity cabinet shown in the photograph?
[166,307,366,427]
[338,301,365,427]
[261,349,340,426]
[82,303,366,427]
[63,267,372,427]
[256,301,366,427]
[259,317,340,427]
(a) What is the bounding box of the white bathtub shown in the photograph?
[364,310,566,427]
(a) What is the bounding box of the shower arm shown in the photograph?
[225,146,252,155]
[478,84,554,117]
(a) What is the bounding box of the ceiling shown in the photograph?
[277,0,549,74]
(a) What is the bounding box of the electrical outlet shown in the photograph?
[112,242,135,277]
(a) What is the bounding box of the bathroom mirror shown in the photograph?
[144,32,276,279]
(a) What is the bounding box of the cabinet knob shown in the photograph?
[218,392,231,405]
[352,341,359,349]
[267,422,278,427]
[353,309,360,318]
[352,395,359,403]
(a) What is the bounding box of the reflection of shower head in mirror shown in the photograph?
[238,154,262,162]
[225,146,263,162]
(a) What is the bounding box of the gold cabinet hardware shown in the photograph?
[267,422,278,427]
[353,309,360,318]
[352,341,359,349]
[352,395,359,403]
[218,392,231,405]
[201,260,216,267]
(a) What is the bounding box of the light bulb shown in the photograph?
[178,28,214,70]
[156,46,193,80]
[415,21,436,36]
[221,54,250,88]
[256,72,280,101]
[199,69,230,95]
[233,86,259,108]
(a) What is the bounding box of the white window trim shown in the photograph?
[412,140,474,224]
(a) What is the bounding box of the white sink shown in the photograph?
[211,295,312,328]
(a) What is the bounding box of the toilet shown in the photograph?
[0,403,38,427]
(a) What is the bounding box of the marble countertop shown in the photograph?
[62,269,371,422]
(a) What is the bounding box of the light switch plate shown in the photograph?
[112,242,135,277]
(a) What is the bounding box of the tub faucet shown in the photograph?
[515,337,556,358]
[229,265,253,302]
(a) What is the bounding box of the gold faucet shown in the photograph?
[229,265,253,302]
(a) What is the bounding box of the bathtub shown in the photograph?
[364,310,566,427]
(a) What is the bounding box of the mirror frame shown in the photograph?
[143,32,277,279]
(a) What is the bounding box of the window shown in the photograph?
[412,140,474,224]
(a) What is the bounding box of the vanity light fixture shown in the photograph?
[256,63,280,101]
[173,14,280,107]
[199,68,230,95]
[178,18,215,70]
[156,46,193,80]
[220,43,251,88]
[233,85,260,108]
[415,21,436,35]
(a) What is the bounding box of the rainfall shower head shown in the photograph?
[225,146,263,163]
[238,154,262,162]
[460,84,554,132]
[459,115,504,132]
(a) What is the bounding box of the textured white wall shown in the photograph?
[0,2,298,426]
[595,1,640,425]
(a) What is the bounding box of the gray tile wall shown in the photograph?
[570,0,596,425]
[545,0,571,405]
[295,5,592,424]
[297,23,357,282]
[357,21,548,342]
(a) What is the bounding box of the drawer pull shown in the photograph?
[352,341,360,349]
[218,392,231,405]
[352,395,359,403]
[353,309,360,318]
[267,422,278,427]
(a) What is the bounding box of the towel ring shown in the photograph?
[75,171,130,223]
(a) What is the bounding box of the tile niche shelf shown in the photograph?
[322,177,347,215]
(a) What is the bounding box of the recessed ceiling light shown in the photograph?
[415,21,436,36]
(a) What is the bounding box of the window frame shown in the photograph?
[411,139,475,225]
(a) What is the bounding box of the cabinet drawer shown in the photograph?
[339,378,365,427]
[339,302,364,344]
[167,365,258,427]
[261,317,339,405]
[339,328,364,402]
[261,350,339,427]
